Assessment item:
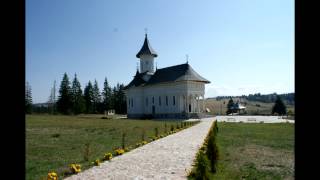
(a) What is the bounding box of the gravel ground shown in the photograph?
[64,118,214,180]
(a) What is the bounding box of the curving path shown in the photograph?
[64,118,215,180]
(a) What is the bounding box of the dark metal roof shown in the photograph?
[123,70,147,90]
[136,34,158,58]
[124,63,210,90]
[146,63,210,85]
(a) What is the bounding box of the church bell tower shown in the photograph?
[136,34,158,73]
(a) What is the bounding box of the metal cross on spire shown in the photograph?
[186,54,189,64]
[144,28,148,36]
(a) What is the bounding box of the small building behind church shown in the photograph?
[124,34,210,119]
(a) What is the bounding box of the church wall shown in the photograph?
[125,81,207,119]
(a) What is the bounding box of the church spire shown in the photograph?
[136,34,158,58]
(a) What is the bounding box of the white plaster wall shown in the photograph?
[125,81,207,116]
[140,55,154,73]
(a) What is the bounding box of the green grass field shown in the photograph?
[26,114,187,180]
[211,122,294,179]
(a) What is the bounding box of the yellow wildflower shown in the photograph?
[104,153,113,160]
[47,172,58,180]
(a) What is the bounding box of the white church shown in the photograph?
[124,34,210,119]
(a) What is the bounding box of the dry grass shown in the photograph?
[205,98,294,115]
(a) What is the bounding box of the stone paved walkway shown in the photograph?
[64,118,214,180]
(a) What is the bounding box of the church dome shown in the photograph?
[136,34,158,58]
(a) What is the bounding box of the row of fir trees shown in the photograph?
[55,73,126,115]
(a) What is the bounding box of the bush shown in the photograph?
[206,133,219,173]
[170,125,174,131]
[51,133,60,138]
[83,143,91,161]
[103,153,112,160]
[122,132,126,149]
[92,159,100,166]
[194,150,210,180]
[164,123,167,134]
[47,172,58,180]
[154,127,159,137]
[69,164,81,174]
[141,129,146,141]
[115,148,125,155]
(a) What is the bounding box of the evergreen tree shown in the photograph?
[47,80,57,114]
[71,74,85,114]
[112,83,127,114]
[226,98,235,115]
[272,96,287,115]
[92,80,101,113]
[57,73,72,114]
[25,81,33,114]
[102,77,112,111]
[84,81,94,113]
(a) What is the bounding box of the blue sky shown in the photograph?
[26,0,294,103]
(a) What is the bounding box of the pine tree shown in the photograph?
[112,83,127,114]
[47,80,57,114]
[102,77,112,111]
[57,73,72,114]
[226,98,235,115]
[92,80,101,113]
[25,81,33,114]
[71,74,85,114]
[84,81,94,113]
[272,95,287,115]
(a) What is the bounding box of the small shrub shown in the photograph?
[115,148,125,155]
[92,159,100,166]
[122,132,126,149]
[141,129,146,141]
[194,150,210,180]
[207,133,219,173]
[164,123,167,133]
[154,127,159,137]
[170,125,174,131]
[69,163,81,174]
[142,141,147,145]
[51,133,60,138]
[103,153,112,160]
[83,143,91,161]
[47,172,58,180]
